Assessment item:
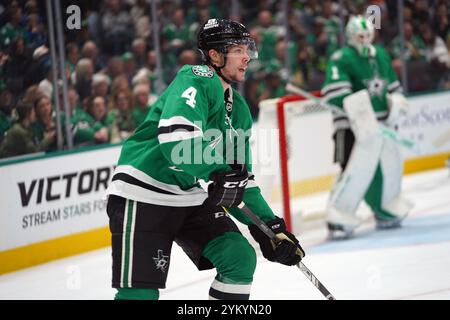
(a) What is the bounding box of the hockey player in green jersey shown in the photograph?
[105,19,305,300]
[321,15,414,239]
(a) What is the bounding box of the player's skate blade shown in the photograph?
[327,222,355,240]
[375,217,403,230]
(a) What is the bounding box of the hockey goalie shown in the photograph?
[320,15,414,239]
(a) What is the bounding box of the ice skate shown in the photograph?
[375,196,413,230]
[326,206,360,240]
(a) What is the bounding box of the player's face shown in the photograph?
[221,44,251,83]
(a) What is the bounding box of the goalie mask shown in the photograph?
[197,18,258,83]
[346,15,375,58]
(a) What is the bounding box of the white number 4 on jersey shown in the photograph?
[182,87,197,108]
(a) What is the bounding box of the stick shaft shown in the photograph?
[236,203,336,300]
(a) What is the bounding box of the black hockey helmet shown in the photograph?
[197,18,258,62]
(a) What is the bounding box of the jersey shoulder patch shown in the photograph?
[192,65,214,78]
[330,49,343,61]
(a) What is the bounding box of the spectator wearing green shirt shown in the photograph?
[109,89,134,143]
[390,22,427,62]
[256,60,286,103]
[131,83,152,128]
[31,95,57,152]
[0,4,28,47]
[71,96,111,147]
[0,102,54,159]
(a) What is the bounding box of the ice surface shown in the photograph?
[1,168,449,300]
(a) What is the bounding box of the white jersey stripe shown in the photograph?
[127,200,137,287]
[323,88,352,100]
[107,180,207,207]
[120,200,129,287]
[112,165,202,195]
[158,130,203,144]
[158,116,202,131]
[210,279,252,295]
[321,81,352,95]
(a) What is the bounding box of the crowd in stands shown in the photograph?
[0,0,449,159]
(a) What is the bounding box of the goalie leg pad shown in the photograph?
[327,134,383,220]
[343,89,380,143]
[379,137,403,204]
[366,138,413,224]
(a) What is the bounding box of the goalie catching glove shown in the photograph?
[208,164,248,207]
[249,216,305,266]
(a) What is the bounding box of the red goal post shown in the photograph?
[276,92,323,230]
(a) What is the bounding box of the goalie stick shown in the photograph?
[285,83,421,154]
[223,203,336,300]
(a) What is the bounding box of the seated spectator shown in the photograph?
[110,74,130,99]
[0,4,28,47]
[101,0,134,55]
[91,73,111,102]
[81,41,105,72]
[163,8,190,55]
[256,60,286,103]
[109,89,134,143]
[131,38,147,69]
[421,24,450,89]
[121,52,137,84]
[105,56,125,82]
[31,95,57,151]
[73,58,94,102]
[421,24,450,67]
[38,65,53,99]
[71,95,110,147]
[0,102,54,158]
[25,13,46,49]
[131,83,152,128]
[131,69,159,104]
[130,0,151,41]
[3,37,32,95]
[22,84,42,105]
[131,68,151,88]
[433,2,449,41]
[390,22,427,62]
[66,42,80,73]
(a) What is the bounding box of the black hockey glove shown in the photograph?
[208,164,248,208]
[249,216,305,266]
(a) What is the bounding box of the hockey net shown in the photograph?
[251,92,340,232]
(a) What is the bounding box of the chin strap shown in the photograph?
[210,55,234,84]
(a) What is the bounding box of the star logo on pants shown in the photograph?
[153,249,169,273]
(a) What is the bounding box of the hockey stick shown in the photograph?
[285,83,419,153]
[230,203,336,300]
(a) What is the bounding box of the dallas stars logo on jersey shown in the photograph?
[363,73,387,98]
[153,249,169,273]
[192,65,214,78]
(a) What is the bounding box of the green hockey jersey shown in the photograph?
[106,65,276,224]
[321,45,402,130]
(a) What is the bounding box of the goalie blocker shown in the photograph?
[327,90,413,238]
